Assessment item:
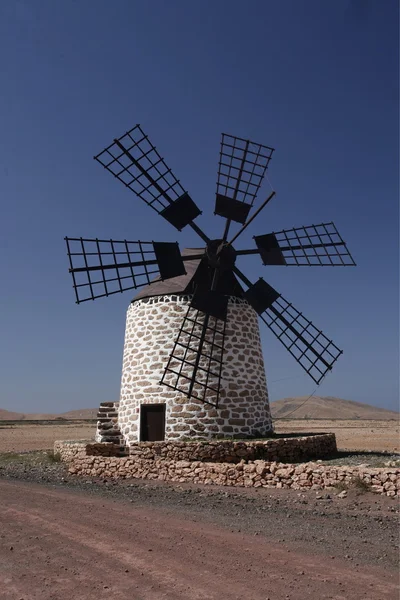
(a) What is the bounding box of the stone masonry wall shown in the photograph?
[55,439,399,496]
[66,456,399,497]
[54,440,126,461]
[54,440,87,462]
[99,433,336,463]
[119,295,272,444]
[55,434,336,464]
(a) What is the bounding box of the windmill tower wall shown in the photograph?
[117,295,273,444]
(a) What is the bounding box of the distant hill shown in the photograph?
[0,409,25,421]
[61,408,98,419]
[1,398,398,421]
[271,396,399,420]
[0,408,98,421]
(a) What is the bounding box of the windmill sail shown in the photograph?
[94,125,208,240]
[65,238,186,303]
[254,222,356,266]
[215,133,274,225]
[243,277,342,384]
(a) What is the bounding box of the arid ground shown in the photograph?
[274,419,399,453]
[0,419,398,599]
[0,468,399,600]
[0,421,95,452]
[0,418,398,453]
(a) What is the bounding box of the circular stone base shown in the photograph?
[56,433,337,464]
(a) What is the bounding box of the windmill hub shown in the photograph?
[206,239,236,270]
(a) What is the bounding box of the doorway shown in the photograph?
[140,404,166,441]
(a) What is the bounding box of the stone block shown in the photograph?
[229,419,246,426]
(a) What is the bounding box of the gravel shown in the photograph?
[0,450,399,570]
[317,451,400,468]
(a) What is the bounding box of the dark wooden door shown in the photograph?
[140,404,166,441]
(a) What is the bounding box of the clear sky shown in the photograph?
[0,0,398,414]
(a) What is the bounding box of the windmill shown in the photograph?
[65,125,355,443]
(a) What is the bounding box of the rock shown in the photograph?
[338,490,347,499]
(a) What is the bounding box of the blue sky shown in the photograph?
[0,0,398,413]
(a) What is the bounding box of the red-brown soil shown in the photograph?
[0,480,398,600]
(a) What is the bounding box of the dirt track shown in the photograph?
[0,480,398,600]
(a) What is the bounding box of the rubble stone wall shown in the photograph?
[55,433,336,464]
[54,440,125,461]
[99,433,336,462]
[55,438,399,496]
[54,440,87,462]
[66,455,399,497]
[119,295,273,443]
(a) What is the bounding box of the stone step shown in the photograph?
[98,425,120,432]
[101,432,121,439]
[97,414,118,421]
[97,406,118,413]
[97,428,121,435]
[100,436,124,444]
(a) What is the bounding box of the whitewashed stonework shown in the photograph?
[118,294,273,444]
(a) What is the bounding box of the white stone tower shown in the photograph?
[114,251,273,445]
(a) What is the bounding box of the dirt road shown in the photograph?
[0,480,398,600]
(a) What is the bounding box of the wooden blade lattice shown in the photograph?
[260,294,342,384]
[94,125,186,213]
[216,133,274,206]
[94,125,203,232]
[160,305,226,407]
[254,222,356,266]
[66,238,170,303]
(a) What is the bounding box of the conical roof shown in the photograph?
[133,248,204,302]
[132,247,244,302]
